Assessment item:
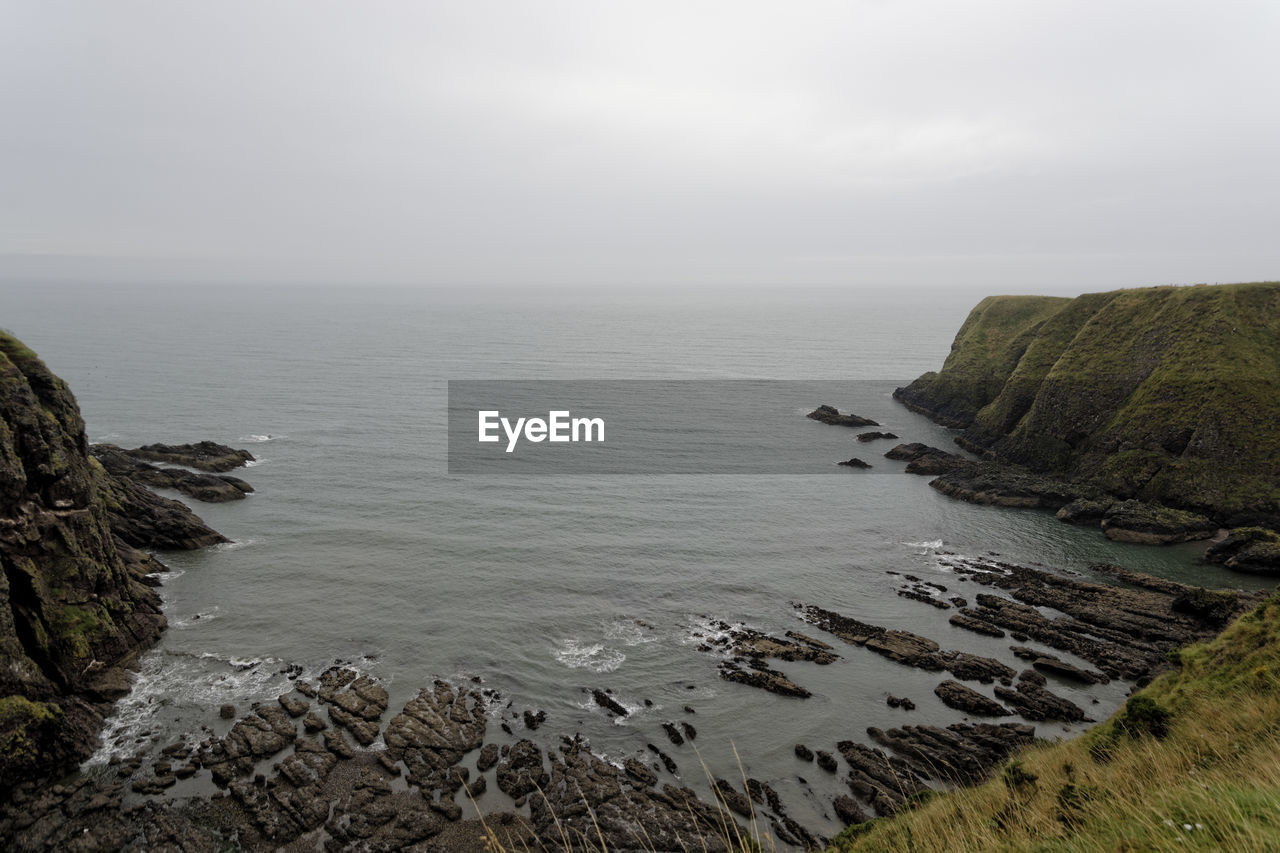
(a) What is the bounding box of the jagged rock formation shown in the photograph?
[0,331,229,787]
[0,333,168,784]
[894,283,1280,532]
[126,441,255,472]
[807,404,879,427]
[91,444,253,503]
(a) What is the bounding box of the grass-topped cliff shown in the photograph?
[896,283,1280,528]
[831,585,1280,852]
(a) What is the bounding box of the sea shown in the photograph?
[3,282,1266,838]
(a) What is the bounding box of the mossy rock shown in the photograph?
[1207,527,1280,574]
[0,695,62,782]
[1099,500,1218,544]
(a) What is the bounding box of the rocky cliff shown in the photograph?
[895,283,1280,529]
[0,331,202,786]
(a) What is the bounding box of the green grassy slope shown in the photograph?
[894,294,1072,427]
[895,283,1280,525]
[831,586,1280,852]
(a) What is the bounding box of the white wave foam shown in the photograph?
[85,651,300,766]
[611,698,648,723]
[243,458,265,467]
[240,434,284,443]
[211,538,257,552]
[935,552,1003,574]
[680,616,733,650]
[171,607,221,628]
[604,619,659,647]
[903,539,944,550]
[554,639,625,673]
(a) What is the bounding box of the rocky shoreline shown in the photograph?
[4,326,1273,851]
[4,547,1256,851]
[882,441,1280,571]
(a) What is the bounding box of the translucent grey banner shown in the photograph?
[447,380,916,474]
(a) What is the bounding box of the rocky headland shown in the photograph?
[892,283,1280,572]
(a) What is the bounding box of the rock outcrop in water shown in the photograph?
[807,404,879,428]
[126,441,255,473]
[92,444,254,503]
[893,283,1280,546]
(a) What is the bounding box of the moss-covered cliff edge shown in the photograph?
[0,331,170,786]
[896,283,1280,530]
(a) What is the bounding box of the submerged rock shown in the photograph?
[592,688,629,717]
[718,660,812,698]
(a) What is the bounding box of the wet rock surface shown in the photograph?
[699,620,838,698]
[99,466,230,549]
[994,674,1087,722]
[528,740,746,852]
[317,668,389,746]
[383,680,486,792]
[92,444,254,502]
[591,687,629,717]
[933,680,1010,716]
[126,441,256,472]
[883,442,968,474]
[800,604,1015,683]
[719,659,812,698]
[936,556,1259,680]
[807,404,879,427]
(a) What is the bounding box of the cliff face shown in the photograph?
[896,283,1280,526]
[0,332,166,784]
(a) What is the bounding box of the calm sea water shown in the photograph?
[3,282,1263,837]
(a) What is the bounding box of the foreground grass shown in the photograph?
[832,588,1280,852]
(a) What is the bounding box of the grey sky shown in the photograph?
[2,1,1277,290]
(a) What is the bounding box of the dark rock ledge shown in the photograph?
[693,619,839,698]
[807,404,879,428]
[126,441,256,473]
[92,444,254,503]
[795,555,1260,825]
[883,442,1260,552]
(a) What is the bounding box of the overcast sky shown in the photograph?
[2,1,1277,290]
